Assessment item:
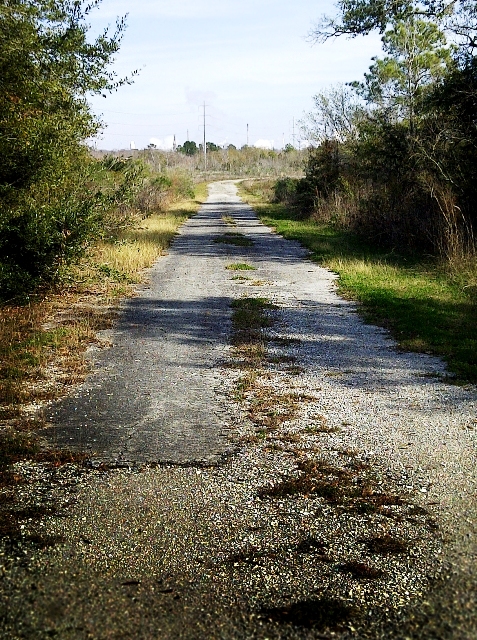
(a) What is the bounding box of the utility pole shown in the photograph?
[187,128,189,141]
[247,123,249,146]
[291,117,296,148]
[203,101,207,172]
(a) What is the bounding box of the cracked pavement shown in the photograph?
[2,181,476,640]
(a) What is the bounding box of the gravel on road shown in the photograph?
[1,181,476,640]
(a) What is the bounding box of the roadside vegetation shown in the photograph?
[0,181,205,476]
[98,143,307,183]
[238,0,477,384]
[239,180,476,383]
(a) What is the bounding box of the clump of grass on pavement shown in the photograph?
[214,232,253,247]
[226,263,256,271]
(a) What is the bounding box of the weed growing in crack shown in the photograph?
[258,454,409,516]
[249,390,299,430]
[305,424,336,434]
[231,297,275,334]
[229,297,313,432]
[226,263,256,271]
[305,415,340,434]
[214,233,253,247]
[230,297,274,401]
[273,432,302,444]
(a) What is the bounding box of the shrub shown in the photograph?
[0,0,132,299]
[273,177,299,204]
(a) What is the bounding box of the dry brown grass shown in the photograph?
[364,534,408,555]
[258,453,407,516]
[230,296,320,444]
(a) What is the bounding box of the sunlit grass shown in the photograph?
[226,263,257,271]
[90,184,207,282]
[92,213,188,280]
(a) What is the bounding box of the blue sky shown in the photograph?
[88,0,383,150]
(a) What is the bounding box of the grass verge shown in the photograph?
[238,181,477,384]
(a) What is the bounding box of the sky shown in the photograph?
[87,0,383,150]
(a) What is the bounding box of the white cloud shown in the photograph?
[149,136,175,150]
[254,139,274,150]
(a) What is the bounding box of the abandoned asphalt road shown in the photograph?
[1,181,476,640]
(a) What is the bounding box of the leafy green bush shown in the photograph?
[305,4,477,261]
[273,178,299,204]
[0,1,133,299]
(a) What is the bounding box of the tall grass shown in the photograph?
[91,202,200,282]
[95,147,307,181]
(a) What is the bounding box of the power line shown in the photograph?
[106,121,194,127]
